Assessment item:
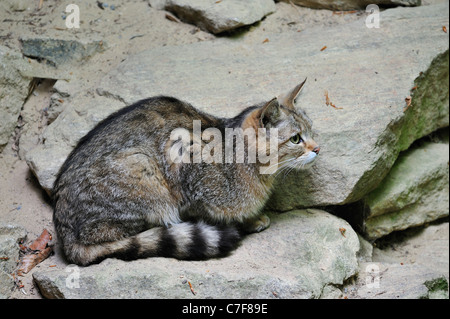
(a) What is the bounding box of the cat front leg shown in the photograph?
[241,214,271,233]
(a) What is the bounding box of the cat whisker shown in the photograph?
[275,165,290,179]
[261,157,295,175]
[273,158,297,179]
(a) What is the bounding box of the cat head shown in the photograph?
[243,79,320,174]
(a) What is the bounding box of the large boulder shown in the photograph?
[25,3,449,209]
[363,139,449,240]
[0,45,33,149]
[158,0,277,34]
[33,210,360,298]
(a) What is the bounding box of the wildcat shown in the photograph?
[52,79,320,266]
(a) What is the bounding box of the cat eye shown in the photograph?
[290,134,303,144]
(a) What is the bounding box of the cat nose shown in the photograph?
[312,146,320,154]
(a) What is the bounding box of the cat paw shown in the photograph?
[243,214,271,233]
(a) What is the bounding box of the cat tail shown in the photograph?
[63,222,241,266]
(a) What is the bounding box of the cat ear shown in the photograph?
[260,97,281,128]
[278,78,307,109]
[242,98,281,130]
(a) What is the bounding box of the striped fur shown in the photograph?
[61,222,240,266]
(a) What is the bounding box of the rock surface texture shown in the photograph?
[280,0,421,11]
[0,46,33,149]
[363,139,449,240]
[20,37,106,67]
[0,224,27,298]
[33,210,360,299]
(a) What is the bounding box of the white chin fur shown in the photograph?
[297,152,317,169]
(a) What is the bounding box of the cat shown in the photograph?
[52,79,320,266]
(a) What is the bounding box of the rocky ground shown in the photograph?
[0,0,448,299]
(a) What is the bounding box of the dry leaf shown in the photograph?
[330,102,343,109]
[17,229,53,274]
[165,13,180,23]
[324,90,330,106]
[325,90,343,109]
[28,229,52,250]
[404,96,412,111]
[19,247,52,274]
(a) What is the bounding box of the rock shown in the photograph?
[0,224,27,299]
[33,209,360,299]
[0,0,32,12]
[372,222,449,278]
[25,3,449,204]
[347,262,448,299]
[148,0,167,10]
[20,37,106,67]
[363,141,449,240]
[281,0,421,11]
[0,224,27,274]
[0,270,14,299]
[156,0,276,34]
[0,45,34,149]
[25,94,126,192]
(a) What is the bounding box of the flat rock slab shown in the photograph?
[283,0,421,10]
[349,262,449,299]
[162,0,277,34]
[20,37,106,67]
[26,4,449,209]
[33,210,360,299]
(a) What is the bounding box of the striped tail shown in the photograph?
[63,222,241,266]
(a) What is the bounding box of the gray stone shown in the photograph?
[0,224,27,274]
[347,262,448,299]
[20,37,106,67]
[0,0,32,12]
[363,141,449,239]
[25,94,126,192]
[33,209,360,299]
[148,0,167,10]
[281,0,421,11]
[0,224,27,299]
[157,0,276,34]
[25,3,449,205]
[0,270,14,299]
[0,45,34,149]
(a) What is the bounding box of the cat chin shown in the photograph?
[297,152,317,169]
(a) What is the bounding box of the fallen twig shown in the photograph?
[188,281,196,295]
